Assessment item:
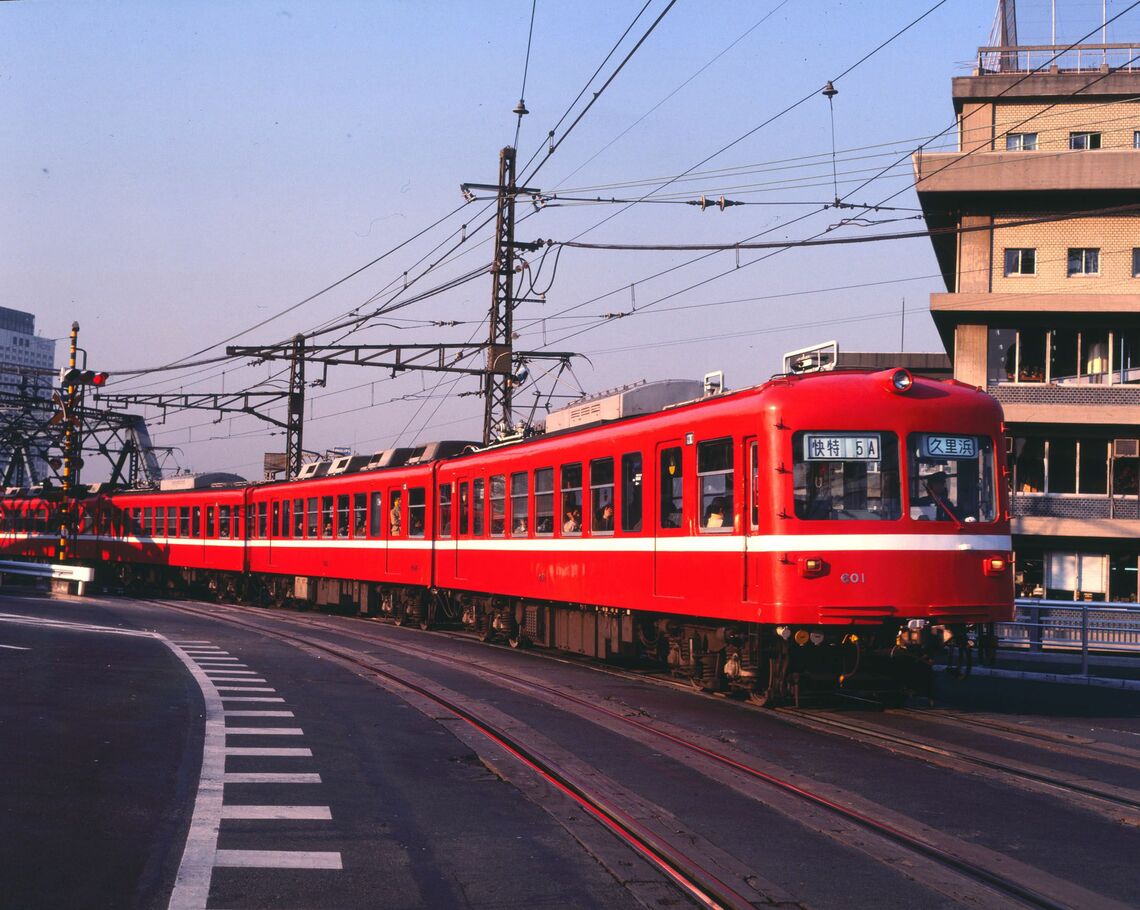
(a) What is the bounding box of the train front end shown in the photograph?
[755,368,1012,700]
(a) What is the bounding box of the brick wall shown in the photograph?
[957,99,1140,151]
[991,214,1140,292]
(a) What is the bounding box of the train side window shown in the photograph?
[510,472,528,534]
[659,447,683,529]
[206,506,216,538]
[292,499,304,537]
[180,506,191,538]
[144,507,154,536]
[193,506,202,538]
[697,438,733,531]
[246,506,256,539]
[320,497,333,538]
[271,501,280,537]
[307,497,318,538]
[369,491,384,537]
[353,493,366,537]
[534,469,553,535]
[408,488,426,537]
[750,441,760,530]
[438,483,453,538]
[489,475,506,536]
[389,490,403,537]
[458,482,469,535]
[217,506,228,538]
[281,500,291,538]
[590,458,614,534]
[472,479,484,536]
[621,452,643,533]
[336,494,350,538]
[560,463,582,535]
[257,503,267,538]
[162,507,173,537]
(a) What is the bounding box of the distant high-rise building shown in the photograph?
[0,306,57,484]
[913,20,1140,602]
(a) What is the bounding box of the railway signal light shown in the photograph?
[59,367,109,388]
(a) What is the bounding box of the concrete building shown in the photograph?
[913,35,1140,602]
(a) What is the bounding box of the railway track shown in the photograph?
[150,598,1132,910]
[770,707,1140,826]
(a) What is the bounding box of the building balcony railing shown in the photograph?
[1011,492,1139,521]
[978,43,1140,75]
[988,383,1140,406]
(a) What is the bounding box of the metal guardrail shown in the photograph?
[1000,598,1140,675]
[0,559,95,585]
[978,43,1140,75]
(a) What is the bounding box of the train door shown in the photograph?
[653,441,685,599]
[454,478,469,579]
[743,437,762,603]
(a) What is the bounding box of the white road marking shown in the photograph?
[0,643,30,651]
[225,728,304,736]
[172,640,213,644]
[224,772,322,784]
[219,805,332,820]
[224,710,294,718]
[225,747,312,757]
[204,669,257,675]
[215,686,276,693]
[207,677,267,684]
[213,849,341,869]
[195,657,240,662]
[165,644,227,910]
[220,696,286,703]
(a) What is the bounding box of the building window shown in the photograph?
[1006,132,1037,151]
[1069,131,1101,150]
[1133,248,1140,277]
[1134,130,1140,149]
[1047,552,1107,601]
[1003,248,1036,276]
[1067,247,1099,276]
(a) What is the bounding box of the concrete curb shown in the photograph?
[961,665,1140,691]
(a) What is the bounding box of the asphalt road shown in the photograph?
[1,591,1137,910]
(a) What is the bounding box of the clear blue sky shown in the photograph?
[2,0,1134,478]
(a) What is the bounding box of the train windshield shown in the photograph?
[793,431,901,520]
[907,433,997,524]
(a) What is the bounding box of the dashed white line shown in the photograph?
[224,710,295,718]
[0,643,31,651]
[225,728,304,736]
[215,686,276,693]
[224,772,323,784]
[214,850,341,870]
[220,805,332,821]
[204,669,258,675]
[225,747,313,757]
[220,696,286,703]
[208,678,267,684]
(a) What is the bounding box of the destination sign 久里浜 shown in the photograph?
[921,435,977,459]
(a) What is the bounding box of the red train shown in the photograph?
[0,368,1013,702]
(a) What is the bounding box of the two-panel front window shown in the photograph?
[792,431,996,523]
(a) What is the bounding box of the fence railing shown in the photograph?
[978,44,1140,74]
[1000,598,1140,675]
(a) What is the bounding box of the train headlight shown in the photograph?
[890,369,913,392]
[906,619,928,631]
[776,625,792,640]
[797,556,826,577]
[794,629,811,646]
[809,632,825,645]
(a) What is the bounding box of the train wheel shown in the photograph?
[418,594,435,631]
